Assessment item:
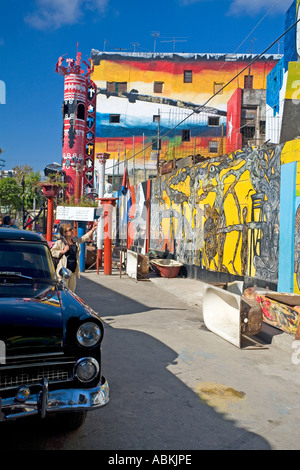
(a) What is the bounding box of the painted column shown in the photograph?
[278,161,297,292]
[62,71,86,199]
[78,221,87,272]
[74,163,83,204]
[41,184,59,242]
[96,153,110,273]
[100,197,117,275]
[56,51,96,200]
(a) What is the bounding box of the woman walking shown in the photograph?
[51,222,98,292]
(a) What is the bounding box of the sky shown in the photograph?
[0,0,294,174]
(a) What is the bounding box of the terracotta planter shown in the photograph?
[41,183,59,198]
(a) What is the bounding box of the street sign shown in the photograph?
[56,205,97,221]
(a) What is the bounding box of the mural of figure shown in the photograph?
[241,206,249,276]
[203,204,219,270]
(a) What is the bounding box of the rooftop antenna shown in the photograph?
[104,39,128,52]
[250,37,257,54]
[131,42,140,52]
[248,37,257,77]
[160,37,188,52]
[151,32,160,52]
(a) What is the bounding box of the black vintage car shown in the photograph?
[0,228,109,429]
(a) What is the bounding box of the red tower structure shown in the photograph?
[56,49,96,200]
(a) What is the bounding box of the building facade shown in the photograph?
[266,0,300,144]
[91,51,280,187]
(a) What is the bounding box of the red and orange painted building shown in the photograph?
[90,51,280,178]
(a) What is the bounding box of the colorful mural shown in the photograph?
[91,51,279,175]
[114,126,300,299]
[146,145,281,283]
[121,143,284,285]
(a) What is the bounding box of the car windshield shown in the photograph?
[0,241,56,297]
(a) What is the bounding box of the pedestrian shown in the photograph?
[26,216,33,230]
[0,215,11,227]
[50,222,98,292]
[10,218,19,228]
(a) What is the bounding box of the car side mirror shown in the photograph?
[58,267,72,279]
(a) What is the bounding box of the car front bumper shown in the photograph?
[0,376,109,422]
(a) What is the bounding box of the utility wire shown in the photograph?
[106,16,300,169]
[188,0,279,104]
[233,0,280,53]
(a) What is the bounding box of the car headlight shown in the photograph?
[74,357,99,383]
[76,321,101,347]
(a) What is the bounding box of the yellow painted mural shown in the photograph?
[149,145,281,283]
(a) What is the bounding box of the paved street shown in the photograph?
[77,270,299,450]
[0,268,299,450]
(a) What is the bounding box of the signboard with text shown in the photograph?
[56,206,101,221]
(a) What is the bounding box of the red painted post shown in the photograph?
[41,183,59,242]
[74,163,83,204]
[99,197,117,275]
[46,197,54,242]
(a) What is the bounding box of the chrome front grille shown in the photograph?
[0,362,75,390]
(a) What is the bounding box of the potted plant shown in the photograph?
[37,174,67,198]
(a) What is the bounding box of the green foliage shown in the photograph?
[25,171,43,208]
[59,195,98,207]
[12,164,43,210]
[12,165,34,185]
[0,165,44,216]
[0,177,22,212]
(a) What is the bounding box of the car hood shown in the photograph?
[0,286,63,358]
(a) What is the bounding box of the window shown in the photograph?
[107,82,127,93]
[241,126,255,139]
[209,141,219,153]
[154,82,164,93]
[208,116,220,127]
[109,114,120,123]
[153,115,160,122]
[244,75,253,89]
[184,70,193,83]
[77,103,85,120]
[182,129,191,142]
[260,120,266,135]
[214,82,224,95]
[152,138,161,151]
